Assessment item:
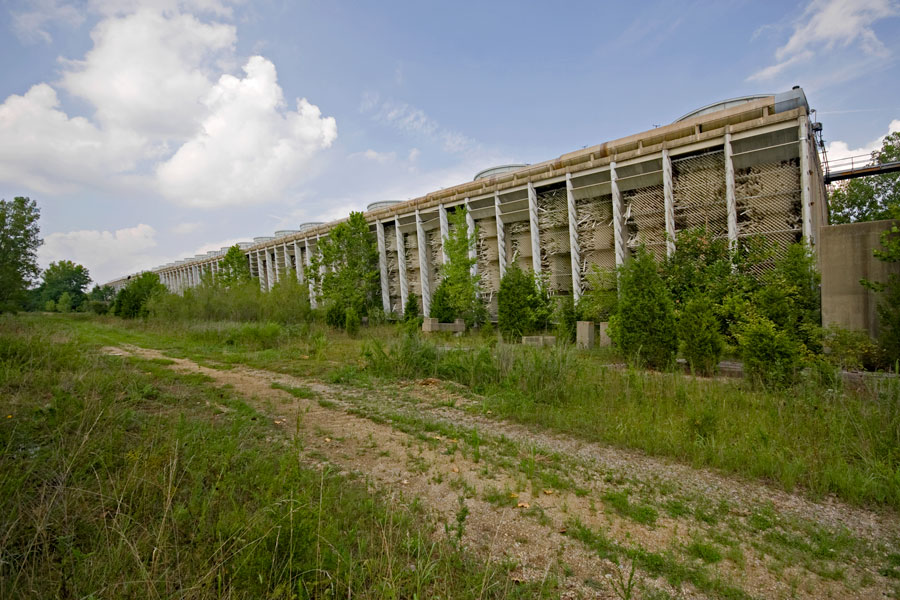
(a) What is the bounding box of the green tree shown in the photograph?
[403,293,420,322]
[430,207,485,326]
[0,197,41,312]
[497,262,551,340]
[609,247,678,369]
[829,132,900,224]
[89,284,115,303]
[56,291,73,313]
[307,212,380,328]
[219,245,252,286]
[112,272,166,318]
[38,260,91,310]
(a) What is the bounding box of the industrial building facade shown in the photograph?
[109,88,827,318]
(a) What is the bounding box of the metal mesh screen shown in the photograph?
[383,222,401,314]
[426,229,441,292]
[735,158,803,271]
[506,221,532,271]
[673,150,727,240]
[623,183,666,262]
[404,232,421,305]
[575,194,616,278]
[537,187,572,292]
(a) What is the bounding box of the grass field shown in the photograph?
[59,314,900,510]
[0,315,548,599]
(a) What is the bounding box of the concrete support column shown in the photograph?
[395,216,408,309]
[271,246,280,284]
[376,219,390,313]
[305,239,316,308]
[438,203,450,265]
[293,241,303,282]
[799,118,813,242]
[265,247,275,290]
[256,250,266,291]
[527,181,541,274]
[662,148,677,256]
[465,198,476,278]
[566,173,582,303]
[724,133,738,249]
[192,264,199,288]
[494,191,507,279]
[416,209,432,316]
[610,161,626,267]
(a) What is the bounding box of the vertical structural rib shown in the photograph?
[723,133,738,249]
[293,240,303,282]
[395,216,408,310]
[566,173,582,302]
[265,248,275,291]
[376,219,390,313]
[798,118,813,242]
[610,161,626,267]
[465,197,477,278]
[527,181,541,274]
[662,148,677,256]
[494,191,506,279]
[416,209,432,316]
[439,203,449,265]
[304,239,316,308]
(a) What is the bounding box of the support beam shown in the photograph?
[724,134,738,249]
[566,173,582,302]
[376,219,390,313]
[527,181,541,274]
[305,239,316,308]
[610,161,626,267]
[799,118,813,242]
[256,250,265,291]
[395,216,408,310]
[438,203,450,265]
[416,209,432,316]
[494,191,507,279]
[293,240,303,282]
[465,197,477,278]
[662,148,677,256]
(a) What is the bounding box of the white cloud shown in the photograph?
[156,55,337,208]
[61,8,237,140]
[0,83,145,194]
[749,0,899,83]
[824,119,900,164]
[361,93,477,154]
[172,221,202,234]
[39,224,159,284]
[11,0,85,43]
[357,149,396,163]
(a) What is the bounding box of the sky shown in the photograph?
[1,0,898,285]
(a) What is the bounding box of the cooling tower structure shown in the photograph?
[111,88,826,320]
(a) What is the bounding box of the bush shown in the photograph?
[823,325,886,371]
[113,272,166,319]
[738,315,803,388]
[43,300,55,312]
[611,247,677,369]
[578,266,617,322]
[345,306,360,337]
[756,243,822,353]
[429,279,456,322]
[497,262,551,340]
[556,294,578,343]
[678,296,723,375]
[403,293,419,322]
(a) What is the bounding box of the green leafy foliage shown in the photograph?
[430,207,485,326]
[577,266,617,322]
[218,244,252,286]
[556,294,578,343]
[678,295,723,375]
[37,260,91,311]
[611,247,677,369]
[308,212,380,329]
[403,293,420,322]
[829,132,900,224]
[112,272,166,318]
[861,223,900,364]
[755,243,822,353]
[737,315,803,388]
[497,261,551,340]
[345,305,360,337]
[0,197,41,312]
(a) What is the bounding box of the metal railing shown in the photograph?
[822,152,900,183]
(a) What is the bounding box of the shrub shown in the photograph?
[578,266,617,322]
[738,315,803,388]
[56,292,72,313]
[112,272,166,319]
[756,243,822,353]
[678,296,723,375]
[429,279,456,322]
[497,262,551,340]
[403,293,419,322]
[345,306,360,337]
[611,247,677,369]
[43,300,55,312]
[823,325,885,371]
[556,294,578,343]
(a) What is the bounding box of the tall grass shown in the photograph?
[0,316,548,599]
[364,330,900,508]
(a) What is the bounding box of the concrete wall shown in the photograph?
[820,219,900,338]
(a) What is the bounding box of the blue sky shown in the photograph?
[1,0,898,284]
